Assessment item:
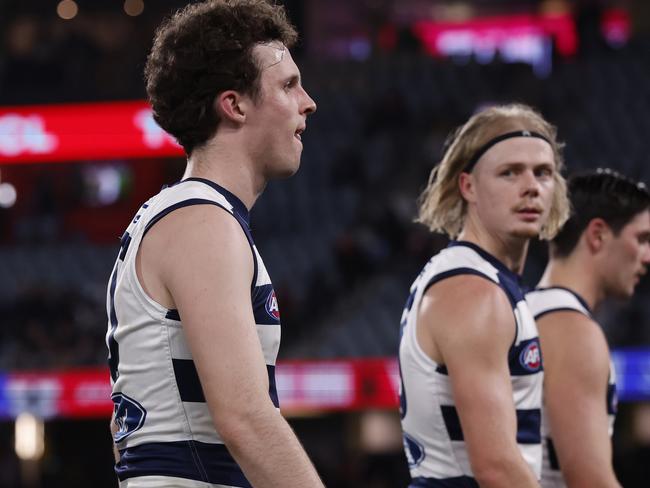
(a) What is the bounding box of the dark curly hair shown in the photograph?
[552,168,650,257]
[145,0,298,155]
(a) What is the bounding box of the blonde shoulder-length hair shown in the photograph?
[417,103,569,240]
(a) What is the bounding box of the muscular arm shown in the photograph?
[538,311,621,488]
[150,205,323,487]
[417,276,540,488]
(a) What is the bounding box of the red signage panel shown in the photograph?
[0,359,402,419]
[0,101,183,164]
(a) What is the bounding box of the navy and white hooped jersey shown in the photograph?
[399,241,544,487]
[105,178,281,487]
[525,287,617,488]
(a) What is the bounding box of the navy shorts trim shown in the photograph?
[410,475,479,487]
[116,440,251,487]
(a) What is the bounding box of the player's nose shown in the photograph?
[521,169,540,197]
[300,86,316,115]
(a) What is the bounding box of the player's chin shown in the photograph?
[511,224,542,239]
[623,281,637,298]
[613,286,634,300]
[271,161,301,179]
[265,152,301,178]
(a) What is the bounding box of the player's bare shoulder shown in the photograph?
[538,310,610,377]
[421,273,514,335]
[138,203,253,309]
[417,274,515,363]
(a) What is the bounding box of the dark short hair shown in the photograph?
[552,169,650,257]
[145,0,298,155]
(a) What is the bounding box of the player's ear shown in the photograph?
[585,218,611,253]
[214,90,246,124]
[458,172,476,203]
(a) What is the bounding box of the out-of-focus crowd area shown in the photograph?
[3,0,650,368]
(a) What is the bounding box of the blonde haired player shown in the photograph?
[399,104,569,487]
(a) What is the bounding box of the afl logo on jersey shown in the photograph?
[265,290,280,321]
[519,340,541,372]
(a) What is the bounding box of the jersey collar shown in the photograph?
[448,240,523,283]
[180,177,251,226]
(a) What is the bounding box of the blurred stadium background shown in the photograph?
[2,0,650,486]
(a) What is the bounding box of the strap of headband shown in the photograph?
[463,130,551,173]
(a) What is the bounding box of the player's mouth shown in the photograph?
[294,127,305,141]
[515,206,542,221]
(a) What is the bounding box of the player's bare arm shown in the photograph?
[538,311,621,488]
[418,275,540,488]
[110,416,119,463]
[140,204,324,487]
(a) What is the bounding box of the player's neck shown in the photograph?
[458,226,529,275]
[183,137,265,210]
[538,256,602,310]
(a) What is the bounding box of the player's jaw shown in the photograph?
[612,272,639,299]
[628,261,647,294]
[267,119,307,178]
[609,220,650,298]
[605,254,646,299]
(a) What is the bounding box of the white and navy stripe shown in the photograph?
[106,178,281,486]
[399,241,543,486]
[525,287,617,488]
